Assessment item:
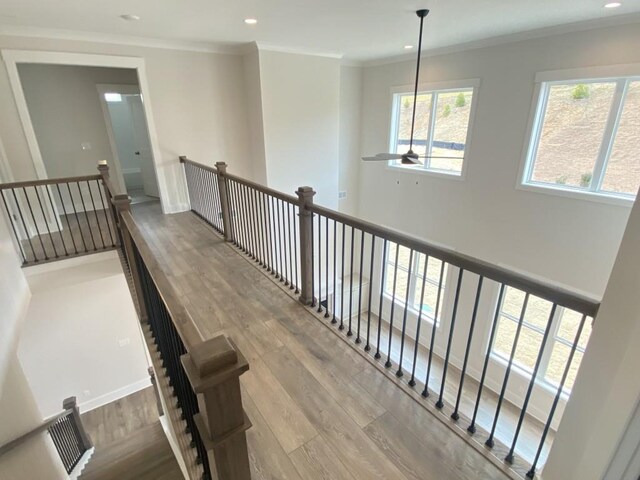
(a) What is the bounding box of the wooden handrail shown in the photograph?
[179,156,600,317]
[309,203,600,317]
[0,174,101,190]
[0,408,73,457]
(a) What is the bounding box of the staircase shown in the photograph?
[79,422,182,480]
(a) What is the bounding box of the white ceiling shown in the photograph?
[0,0,638,61]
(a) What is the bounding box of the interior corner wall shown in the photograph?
[258,50,340,209]
[358,22,640,297]
[17,64,138,179]
[0,353,67,480]
[338,65,363,216]
[17,252,150,417]
[242,49,268,185]
[0,35,253,213]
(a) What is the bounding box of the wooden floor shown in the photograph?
[79,388,182,480]
[132,201,512,480]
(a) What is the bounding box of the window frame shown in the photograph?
[386,79,480,180]
[518,64,640,206]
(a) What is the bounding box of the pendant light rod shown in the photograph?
[408,9,429,154]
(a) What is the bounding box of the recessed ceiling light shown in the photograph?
[404,45,414,50]
[120,14,140,21]
[244,18,258,25]
[604,2,622,7]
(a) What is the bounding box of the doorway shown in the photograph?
[98,84,159,204]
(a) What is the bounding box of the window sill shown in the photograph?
[386,164,465,181]
[517,182,634,207]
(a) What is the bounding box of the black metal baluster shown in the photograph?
[486,292,530,448]
[23,187,48,259]
[1,190,27,263]
[397,249,414,376]
[249,187,260,263]
[436,268,464,409]
[254,188,264,264]
[292,204,299,293]
[331,219,337,324]
[76,183,97,251]
[506,303,557,464]
[409,256,429,386]
[86,181,106,249]
[10,189,37,262]
[324,216,330,313]
[375,239,388,359]
[233,182,246,251]
[94,180,115,247]
[276,197,285,281]
[241,184,252,256]
[347,227,355,336]
[267,194,276,274]
[355,230,365,343]
[45,185,68,256]
[365,235,376,351]
[527,314,588,479]
[316,212,322,310]
[288,203,296,290]
[452,276,484,420]
[66,183,88,253]
[282,199,290,285]
[33,185,59,258]
[422,261,446,397]
[259,190,268,269]
[385,244,400,367]
[263,192,272,271]
[339,222,345,329]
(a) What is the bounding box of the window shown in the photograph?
[389,86,476,176]
[523,77,640,198]
[384,243,447,322]
[492,287,592,393]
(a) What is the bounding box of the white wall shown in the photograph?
[0,35,256,213]
[357,22,640,298]
[242,48,268,185]
[18,64,138,178]
[258,50,340,208]
[17,251,150,416]
[338,66,363,215]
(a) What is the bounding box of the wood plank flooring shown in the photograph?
[132,202,512,480]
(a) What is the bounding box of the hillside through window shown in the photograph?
[389,87,475,175]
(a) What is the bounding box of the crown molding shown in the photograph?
[254,41,343,59]
[0,24,240,54]
[362,12,640,67]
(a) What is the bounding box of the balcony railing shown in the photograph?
[180,155,600,479]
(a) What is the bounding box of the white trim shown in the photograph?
[1,50,170,213]
[77,377,151,413]
[535,63,640,83]
[23,249,119,275]
[0,24,236,54]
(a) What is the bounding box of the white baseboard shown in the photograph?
[160,415,190,480]
[78,377,151,413]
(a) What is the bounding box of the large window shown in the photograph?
[384,243,448,323]
[523,77,640,199]
[492,287,592,393]
[389,85,476,176]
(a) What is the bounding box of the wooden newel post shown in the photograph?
[296,186,316,306]
[215,162,233,242]
[97,160,121,246]
[182,335,252,480]
[62,397,93,451]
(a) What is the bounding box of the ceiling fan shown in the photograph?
[363,9,442,166]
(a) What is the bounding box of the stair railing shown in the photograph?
[0,397,93,474]
[99,162,252,480]
[180,155,601,479]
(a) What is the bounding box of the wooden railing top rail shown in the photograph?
[0,174,101,190]
[0,407,73,458]
[181,155,600,318]
[120,208,206,350]
[309,203,600,317]
[180,156,299,205]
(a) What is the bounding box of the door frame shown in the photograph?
[96,83,145,196]
[1,50,168,212]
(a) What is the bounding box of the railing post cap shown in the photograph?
[190,334,238,377]
[97,161,109,173]
[179,155,187,162]
[296,186,316,198]
[214,161,228,173]
[62,397,77,410]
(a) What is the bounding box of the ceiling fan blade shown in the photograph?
[417,155,464,159]
[362,153,404,161]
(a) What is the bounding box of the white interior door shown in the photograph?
[127,95,159,198]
